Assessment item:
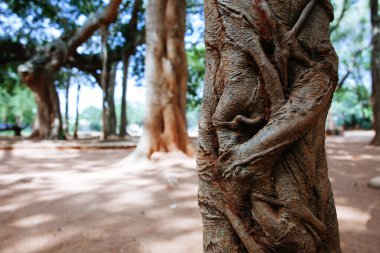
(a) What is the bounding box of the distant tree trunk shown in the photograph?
[370,0,380,145]
[132,0,194,159]
[107,62,117,136]
[22,70,64,140]
[119,0,143,138]
[64,71,72,135]
[17,0,122,140]
[100,25,110,141]
[119,52,131,137]
[198,1,341,252]
[74,83,81,139]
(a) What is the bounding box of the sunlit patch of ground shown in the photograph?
[327,131,380,252]
[0,131,379,253]
[0,148,201,253]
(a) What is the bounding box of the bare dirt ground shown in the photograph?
[0,131,379,253]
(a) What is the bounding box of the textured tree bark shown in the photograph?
[17,0,122,139]
[370,0,380,146]
[197,1,341,252]
[132,0,194,159]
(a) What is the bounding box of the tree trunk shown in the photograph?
[74,83,81,139]
[119,0,143,138]
[198,1,341,252]
[119,52,130,137]
[370,0,380,145]
[22,70,64,140]
[107,62,118,136]
[100,25,110,141]
[64,71,72,135]
[132,0,194,158]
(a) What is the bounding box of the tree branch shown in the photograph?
[0,40,34,65]
[330,0,349,34]
[67,0,122,52]
[17,0,122,87]
[336,69,351,89]
[66,53,102,74]
[336,46,369,90]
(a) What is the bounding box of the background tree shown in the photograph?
[73,82,81,139]
[100,24,111,140]
[370,0,380,145]
[19,0,121,139]
[131,0,194,159]
[0,0,122,139]
[328,0,373,132]
[62,69,72,135]
[1,0,146,139]
[119,0,144,138]
[198,0,341,252]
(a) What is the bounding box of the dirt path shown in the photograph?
[0,131,379,253]
[327,131,380,252]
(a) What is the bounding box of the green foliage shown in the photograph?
[126,101,145,126]
[330,0,373,130]
[130,47,146,86]
[115,100,145,127]
[4,0,107,33]
[79,100,145,133]
[186,107,199,129]
[187,45,205,110]
[332,85,372,129]
[79,106,102,131]
[0,66,36,125]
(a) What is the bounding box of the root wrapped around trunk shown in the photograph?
[198,1,341,252]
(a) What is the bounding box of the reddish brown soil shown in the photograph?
[0,131,379,253]
[327,131,380,253]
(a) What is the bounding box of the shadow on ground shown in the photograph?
[0,131,379,253]
[0,148,201,253]
[327,131,380,253]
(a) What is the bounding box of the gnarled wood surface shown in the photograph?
[197,1,341,252]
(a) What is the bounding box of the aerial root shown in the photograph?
[256,0,317,91]
[251,192,285,207]
[213,115,264,129]
[303,222,324,252]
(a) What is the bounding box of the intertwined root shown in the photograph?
[251,194,326,252]
[211,0,326,252]
[213,114,265,130]
[256,0,317,91]
[212,183,326,252]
